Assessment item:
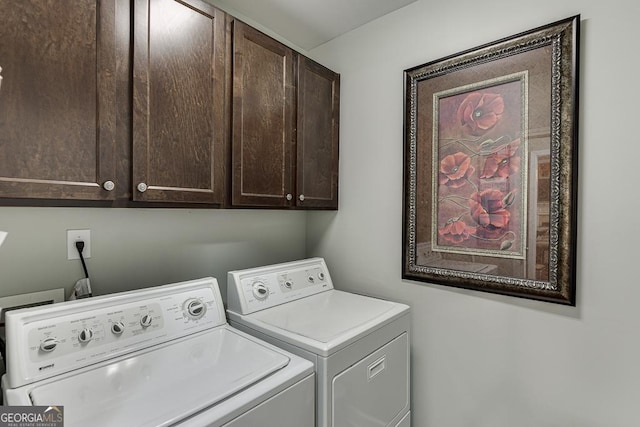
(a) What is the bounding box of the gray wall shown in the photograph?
[307,0,640,426]
[0,208,306,301]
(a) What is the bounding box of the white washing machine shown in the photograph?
[2,277,314,427]
[227,257,411,427]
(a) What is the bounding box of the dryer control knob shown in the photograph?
[40,337,59,353]
[252,282,269,300]
[111,321,125,335]
[140,314,153,328]
[78,328,93,343]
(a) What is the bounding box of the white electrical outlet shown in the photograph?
[67,229,91,260]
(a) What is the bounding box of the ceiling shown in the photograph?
[211,0,417,50]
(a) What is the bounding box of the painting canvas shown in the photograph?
[433,74,527,259]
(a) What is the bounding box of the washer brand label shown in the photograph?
[0,406,63,427]
[38,364,55,371]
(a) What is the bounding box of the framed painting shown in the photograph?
[403,16,579,305]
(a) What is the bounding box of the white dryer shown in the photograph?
[227,257,411,427]
[2,277,314,427]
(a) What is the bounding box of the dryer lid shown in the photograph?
[246,290,409,355]
[28,328,289,427]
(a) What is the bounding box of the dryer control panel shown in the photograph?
[227,258,334,314]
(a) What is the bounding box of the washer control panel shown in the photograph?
[228,258,333,314]
[5,277,225,388]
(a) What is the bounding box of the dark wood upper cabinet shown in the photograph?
[0,0,117,201]
[132,0,227,204]
[296,56,340,209]
[0,2,338,209]
[231,21,295,208]
[231,21,340,209]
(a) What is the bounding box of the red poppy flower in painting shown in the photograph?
[480,138,521,179]
[469,189,511,231]
[438,220,476,244]
[457,92,505,136]
[439,152,475,188]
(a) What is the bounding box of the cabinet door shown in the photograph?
[0,0,116,201]
[231,21,295,207]
[296,56,340,209]
[133,0,226,204]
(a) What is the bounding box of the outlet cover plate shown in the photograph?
[67,229,91,260]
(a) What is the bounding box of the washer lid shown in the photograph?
[28,328,289,427]
[243,290,409,356]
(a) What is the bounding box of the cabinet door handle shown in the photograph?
[102,180,115,191]
[286,193,293,201]
[137,182,148,193]
[299,194,305,202]
[0,65,3,91]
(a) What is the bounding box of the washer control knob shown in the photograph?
[40,337,59,353]
[318,272,325,281]
[252,282,269,300]
[307,275,315,283]
[284,280,293,289]
[140,314,153,328]
[111,321,125,335]
[78,328,94,343]
[186,299,206,319]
